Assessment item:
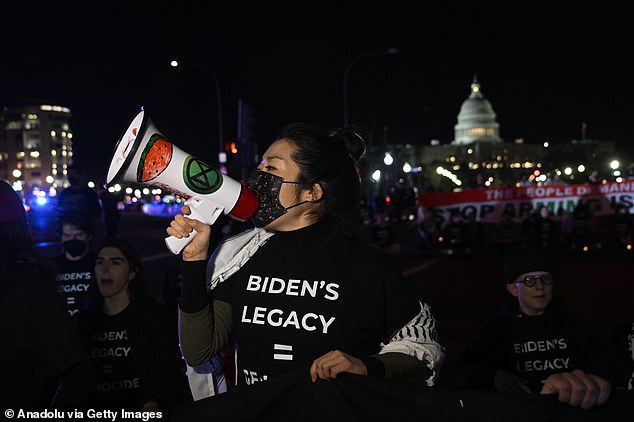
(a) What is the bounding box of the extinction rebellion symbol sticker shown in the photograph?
[183,156,223,194]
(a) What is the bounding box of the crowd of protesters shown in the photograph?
[413,201,633,260]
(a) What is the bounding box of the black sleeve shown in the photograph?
[575,319,631,388]
[27,275,92,407]
[51,355,94,409]
[178,260,210,313]
[365,354,433,380]
[454,319,504,389]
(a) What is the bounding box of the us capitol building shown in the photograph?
[365,76,621,195]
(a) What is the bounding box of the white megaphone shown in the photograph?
[106,109,260,254]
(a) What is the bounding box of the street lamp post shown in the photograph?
[170,60,223,163]
[343,48,398,127]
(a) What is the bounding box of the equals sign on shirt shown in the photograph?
[273,344,293,361]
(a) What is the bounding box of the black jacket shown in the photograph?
[455,296,626,392]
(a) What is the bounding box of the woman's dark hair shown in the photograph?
[279,122,366,227]
[0,181,49,298]
[96,237,147,300]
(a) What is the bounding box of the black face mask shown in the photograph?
[63,239,88,258]
[246,170,312,228]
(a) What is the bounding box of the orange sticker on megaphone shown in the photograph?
[136,134,173,182]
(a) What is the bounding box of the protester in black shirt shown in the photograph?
[613,321,634,391]
[95,182,121,240]
[76,238,191,411]
[51,214,96,316]
[169,123,444,396]
[0,180,92,409]
[455,244,623,409]
[56,164,105,248]
[492,209,523,256]
[370,210,400,254]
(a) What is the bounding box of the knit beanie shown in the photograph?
[504,243,551,283]
[0,180,26,223]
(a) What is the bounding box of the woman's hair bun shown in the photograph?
[330,126,366,163]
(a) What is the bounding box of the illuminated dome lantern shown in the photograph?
[452,76,503,145]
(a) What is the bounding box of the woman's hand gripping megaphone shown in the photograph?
[165,198,222,258]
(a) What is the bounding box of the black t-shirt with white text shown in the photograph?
[81,306,144,410]
[214,220,420,386]
[52,253,96,316]
[455,296,623,392]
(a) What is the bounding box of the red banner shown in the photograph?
[418,181,634,223]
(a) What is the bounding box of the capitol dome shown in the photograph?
[452,76,503,145]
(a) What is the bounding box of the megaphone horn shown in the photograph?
[106,110,260,254]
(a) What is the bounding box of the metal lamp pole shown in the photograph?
[170,60,223,160]
[343,48,398,127]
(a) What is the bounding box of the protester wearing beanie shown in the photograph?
[504,243,551,284]
[455,242,627,409]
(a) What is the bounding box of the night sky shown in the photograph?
[2,2,633,181]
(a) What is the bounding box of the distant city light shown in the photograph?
[371,169,381,182]
[564,167,573,175]
[402,162,412,173]
[383,152,393,166]
[577,165,585,173]
[436,166,462,186]
[610,160,620,169]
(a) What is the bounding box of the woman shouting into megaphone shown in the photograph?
[167,122,444,398]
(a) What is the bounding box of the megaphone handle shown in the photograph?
[165,231,198,254]
[164,200,224,255]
